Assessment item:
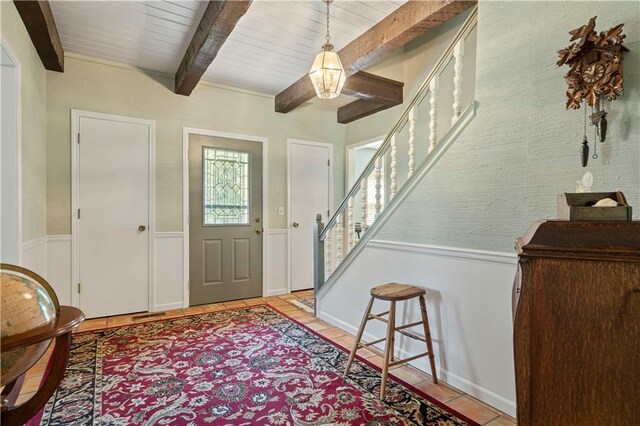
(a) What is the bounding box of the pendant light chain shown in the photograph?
[325,0,333,48]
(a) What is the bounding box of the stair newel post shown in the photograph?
[452,39,464,124]
[374,156,383,218]
[336,211,344,266]
[361,177,368,236]
[347,196,355,252]
[313,213,325,295]
[429,76,439,154]
[407,108,416,178]
[390,134,397,199]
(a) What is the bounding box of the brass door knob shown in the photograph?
[255,228,263,235]
[138,225,147,232]
[292,222,299,228]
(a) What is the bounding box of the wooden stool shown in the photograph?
[343,283,438,400]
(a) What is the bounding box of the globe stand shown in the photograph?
[1,264,84,426]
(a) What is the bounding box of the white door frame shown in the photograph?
[1,40,22,264]
[183,128,269,307]
[345,135,384,191]
[71,109,156,311]
[286,138,333,294]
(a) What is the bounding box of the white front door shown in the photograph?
[75,111,153,318]
[289,140,332,291]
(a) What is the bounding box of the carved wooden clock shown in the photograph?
[557,16,629,166]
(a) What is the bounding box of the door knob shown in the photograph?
[292,222,299,228]
[255,228,263,235]
[138,225,147,232]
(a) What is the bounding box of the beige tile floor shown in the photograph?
[16,291,516,425]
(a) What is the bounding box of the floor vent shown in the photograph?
[132,312,166,321]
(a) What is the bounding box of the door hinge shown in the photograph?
[77,283,81,293]
[327,159,330,166]
[327,210,330,217]
[77,133,80,144]
[77,209,81,219]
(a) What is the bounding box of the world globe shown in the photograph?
[1,270,57,387]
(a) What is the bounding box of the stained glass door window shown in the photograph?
[202,147,249,225]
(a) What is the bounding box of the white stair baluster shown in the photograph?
[390,134,397,199]
[347,197,355,251]
[375,157,382,218]
[429,76,439,154]
[336,213,343,266]
[325,230,333,277]
[407,107,416,178]
[361,178,368,235]
[452,39,464,124]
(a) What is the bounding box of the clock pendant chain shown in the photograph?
[591,104,598,159]
[581,105,590,167]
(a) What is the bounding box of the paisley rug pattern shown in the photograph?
[33,305,477,425]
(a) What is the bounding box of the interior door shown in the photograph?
[289,141,331,291]
[1,46,19,264]
[189,135,263,305]
[78,114,151,318]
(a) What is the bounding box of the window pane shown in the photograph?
[203,148,249,225]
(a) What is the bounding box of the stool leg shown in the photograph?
[380,301,396,400]
[419,295,438,384]
[344,296,375,377]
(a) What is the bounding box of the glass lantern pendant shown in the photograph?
[309,0,346,99]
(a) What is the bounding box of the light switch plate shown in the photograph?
[278,206,285,216]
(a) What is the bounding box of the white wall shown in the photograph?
[318,239,518,416]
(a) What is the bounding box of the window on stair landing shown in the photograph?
[202,147,249,225]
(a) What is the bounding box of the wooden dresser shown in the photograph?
[513,221,640,425]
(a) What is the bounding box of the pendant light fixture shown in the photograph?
[308,0,346,99]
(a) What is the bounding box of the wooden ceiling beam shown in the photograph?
[338,99,399,124]
[275,0,477,114]
[175,0,252,96]
[342,72,403,105]
[13,1,64,72]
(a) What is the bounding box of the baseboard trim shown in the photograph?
[318,310,516,416]
[368,240,517,265]
[266,288,288,297]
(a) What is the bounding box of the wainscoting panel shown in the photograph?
[41,231,288,311]
[265,229,288,296]
[47,235,72,306]
[317,239,518,416]
[21,236,47,281]
[155,232,184,311]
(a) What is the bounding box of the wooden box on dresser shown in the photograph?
[513,220,640,425]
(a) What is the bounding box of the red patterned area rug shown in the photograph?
[32,305,479,425]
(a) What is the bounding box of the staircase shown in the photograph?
[313,8,478,299]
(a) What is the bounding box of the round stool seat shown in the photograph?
[370,283,425,301]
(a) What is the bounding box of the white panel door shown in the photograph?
[1,47,20,264]
[78,115,151,318]
[289,141,331,291]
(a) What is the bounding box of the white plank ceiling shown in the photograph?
[49,0,406,102]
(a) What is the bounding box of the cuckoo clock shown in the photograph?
[557,16,629,166]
